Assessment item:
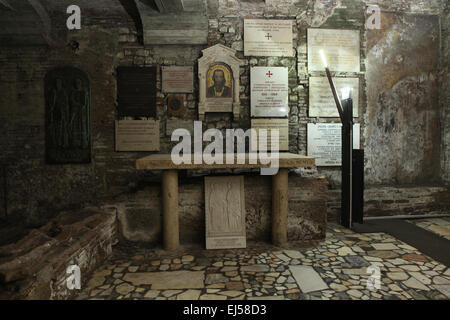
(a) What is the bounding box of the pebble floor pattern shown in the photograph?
[76,222,450,300]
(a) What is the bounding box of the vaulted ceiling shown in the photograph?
[0,0,208,46]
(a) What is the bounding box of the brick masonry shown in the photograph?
[0,207,117,300]
[108,172,328,244]
[0,0,448,231]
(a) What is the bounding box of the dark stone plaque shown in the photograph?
[117,66,157,117]
[167,95,185,117]
[45,67,91,164]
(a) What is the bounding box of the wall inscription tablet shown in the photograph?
[307,123,360,166]
[251,118,289,151]
[309,77,359,117]
[308,28,360,72]
[244,19,294,57]
[251,67,289,118]
[115,120,160,152]
[162,66,194,93]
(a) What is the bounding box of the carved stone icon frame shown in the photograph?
[198,44,241,121]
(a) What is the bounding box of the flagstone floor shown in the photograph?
[76,222,450,300]
[407,217,450,241]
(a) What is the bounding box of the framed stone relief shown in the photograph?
[45,67,91,164]
[198,44,241,120]
[205,176,246,250]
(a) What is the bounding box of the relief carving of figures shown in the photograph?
[45,67,91,164]
[205,176,246,249]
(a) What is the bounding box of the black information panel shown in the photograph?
[117,66,157,118]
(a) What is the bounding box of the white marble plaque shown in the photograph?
[251,67,289,117]
[244,19,294,57]
[115,120,160,152]
[309,77,359,117]
[165,118,194,137]
[251,118,289,151]
[307,123,360,166]
[162,66,194,93]
[205,176,246,250]
[308,29,360,72]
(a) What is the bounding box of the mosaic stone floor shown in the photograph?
[76,222,450,300]
[407,217,450,241]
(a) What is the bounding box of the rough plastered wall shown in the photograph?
[365,6,441,185]
[0,0,448,234]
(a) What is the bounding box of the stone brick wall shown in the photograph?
[0,0,448,229]
[0,207,117,300]
[328,186,450,222]
[442,3,450,184]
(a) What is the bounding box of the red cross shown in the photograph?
[266,71,273,78]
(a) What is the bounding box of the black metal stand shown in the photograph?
[324,67,364,228]
[341,97,353,228]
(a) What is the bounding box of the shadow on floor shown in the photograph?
[353,218,450,268]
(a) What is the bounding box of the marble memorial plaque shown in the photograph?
[198,44,241,120]
[251,67,289,118]
[308,29,360,72]
[205,176,246,250]
[162,66,194,93]
[309,77,359,117]
[165,118,194,137]
[115,120,160,152]
[244,19,294,57]
[251,118,289,151]
[307,123,360,166]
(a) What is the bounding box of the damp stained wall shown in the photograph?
[0,0,448,225]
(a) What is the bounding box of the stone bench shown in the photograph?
[0,207,117,300]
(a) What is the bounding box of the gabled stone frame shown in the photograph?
[198,44,241,121]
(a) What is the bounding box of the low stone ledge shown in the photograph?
[0,207,117,300]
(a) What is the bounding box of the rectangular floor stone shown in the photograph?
[289,266,328,293]
[123,271,205,289]
[371,243,399,250]
[247,296,286,300]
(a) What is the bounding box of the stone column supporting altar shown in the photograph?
[162,170,179,250]
[272,168,289,246]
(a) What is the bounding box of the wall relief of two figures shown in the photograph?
[45,67,91,164]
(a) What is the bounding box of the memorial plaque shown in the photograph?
[244,19,294,57]
[117,66,157,117]
[45,67,91,164]
[167,95,185,117]
[251,67,289,118]
[205,176,246,250]
[115,120,160,152]
[307,123,360,166]
[165,118,194,137]
[251,118,289,151]
[309,77,359,117]
[162,66,194,93]
[198,44,241,120]
[308,29,360,72]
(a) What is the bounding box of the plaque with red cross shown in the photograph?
[250,67,289,118]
